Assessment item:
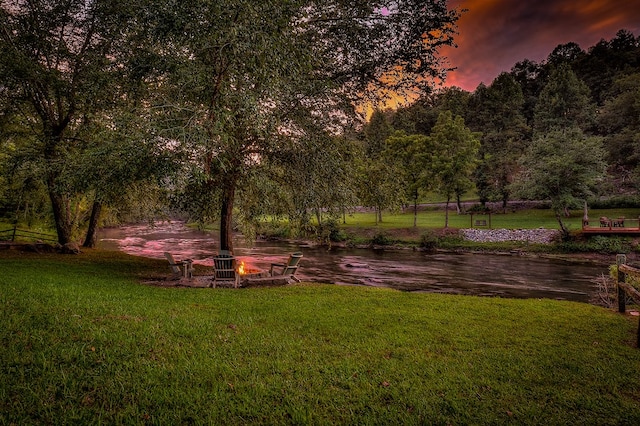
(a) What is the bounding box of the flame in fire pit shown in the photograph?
[238,260,246,275]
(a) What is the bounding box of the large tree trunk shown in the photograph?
[219,181,236,252]
[49,190,73,245]
[413,196,418,228]
[45,131,74,245]
[83,201,102,248]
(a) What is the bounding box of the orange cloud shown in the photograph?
[441,0,640,91]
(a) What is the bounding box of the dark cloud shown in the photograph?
[441,0,640,91]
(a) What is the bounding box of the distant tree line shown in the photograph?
[360,29,639,237]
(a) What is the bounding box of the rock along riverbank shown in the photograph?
[460,228,561,244]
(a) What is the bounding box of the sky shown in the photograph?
[441,0,640,91]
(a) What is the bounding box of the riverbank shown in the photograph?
[306,225,636,267]
[2,249,640,424]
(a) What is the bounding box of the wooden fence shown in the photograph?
[616,254,640,348]
[0,226,57,243]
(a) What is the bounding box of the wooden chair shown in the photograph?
[164,252,194,279]
[270,252,303,282]
[213,254,239,288]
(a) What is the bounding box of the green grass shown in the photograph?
[2,250,640,424]
[341,208,640,231]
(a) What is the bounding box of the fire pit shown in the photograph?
[237,260,267,279]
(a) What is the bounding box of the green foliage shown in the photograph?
[610,263,640,291]
[468,73,529,206]
[429,111,481,226]
[355,156,405,224]
[597,73,640,171]
[365,109,394,158]
[533,63,595,134]
[371,232,392,246]
[384,131,432,226]
[588,196,640,209]
[146,0,460,249]
[419,230,439,251]
[513,127,607,235]
[316,218,348,243]
[556,236,633,254]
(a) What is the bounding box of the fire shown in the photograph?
[238,261,245,275]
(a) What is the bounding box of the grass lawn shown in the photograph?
[341,208,640,231]
[2,249,640,424]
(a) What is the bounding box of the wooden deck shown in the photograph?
[582,216,640,235]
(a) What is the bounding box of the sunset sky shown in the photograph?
[442,0,640,91]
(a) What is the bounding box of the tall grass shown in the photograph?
[2,250,640,424]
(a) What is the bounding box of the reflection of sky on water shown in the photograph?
[98,222,607,303]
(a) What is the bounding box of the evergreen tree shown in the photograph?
[468,73,529,207]
[533,63,595,134]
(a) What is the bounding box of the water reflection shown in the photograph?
[98,221,607,302]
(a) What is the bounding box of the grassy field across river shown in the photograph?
[340,207,640,233]
[1,249,640,424]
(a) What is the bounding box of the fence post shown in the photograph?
[637,313,640,349]
[617,254,627,314]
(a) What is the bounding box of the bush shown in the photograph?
[557,236,632,254]
[371,233,391,246]
[317,218,347,243]
[419,231,439,251]
[257,222,292,239]
[466,204,491,213]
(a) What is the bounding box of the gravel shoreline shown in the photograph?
[460,228,561,244]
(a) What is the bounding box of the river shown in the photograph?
[98,221,609,303]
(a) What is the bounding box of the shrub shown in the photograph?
[371,233,391,246]
[466,204,491,213]
[557,236,632,254]
[317,218,347,243]
[257,222,292,239]
[419,231,439,251]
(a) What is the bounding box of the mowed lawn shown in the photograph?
[1,250,640,424]
[340,208,640,231]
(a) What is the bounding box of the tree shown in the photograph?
[429,112,480,228]
[144,0,460,251]
[467,73,529,207]
[512,128,607,237]
[575,29,640,105]
[533,63,595,134]
[597,73,640,171]
[364,109,393,159]
[355,156,405,224]
[392,87,470,137]
[547,42,585,66]
[0,0,141,244]
[385,131,431,227]
[269,134,360,238]
[73,113,176,247]
[509,59,546,126]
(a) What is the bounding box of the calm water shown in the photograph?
[98,221,608,302]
